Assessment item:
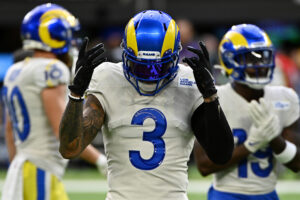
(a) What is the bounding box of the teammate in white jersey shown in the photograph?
[59,10,234,200]
[2,4,107,200]
[194,24,300,200]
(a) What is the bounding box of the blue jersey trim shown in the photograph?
[37,168,46,200]
[208,186,279,200]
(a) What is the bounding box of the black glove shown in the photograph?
[183,41,217,98]
[68,37,106,96]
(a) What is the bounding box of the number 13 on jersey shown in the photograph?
[233,129,273,178]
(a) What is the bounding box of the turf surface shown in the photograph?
[1,166,300,200]
[68,193,300,200]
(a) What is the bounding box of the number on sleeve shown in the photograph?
[44,64,63,87]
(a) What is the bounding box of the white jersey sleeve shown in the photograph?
[86,62,110,113]
[34,59,70,88]
[276,87,300,127]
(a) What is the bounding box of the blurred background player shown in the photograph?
[59,10,233,200]
[1,3,107,200]
[194,24,300,200]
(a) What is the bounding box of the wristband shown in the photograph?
[96,154,107,167]
[68,93,84,102]
[96,154,107,176]
[273,140,297,164]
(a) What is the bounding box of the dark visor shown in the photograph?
[235,50,273,66]
[127,60,173,80]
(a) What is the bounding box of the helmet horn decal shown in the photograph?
[126,18,138,56]
[226,31,249,49]
[161,19,176,57]
[262,33,272,47]
[39,21,66,49]
[218,38,233,75]
[38,9,76,49]
[40,9,78,27]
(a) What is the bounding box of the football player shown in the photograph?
[1,3,107,200]
[194,24,300,200]
[59,10,234,200]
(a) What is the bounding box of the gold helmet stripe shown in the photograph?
[38,9,78,49]
[218,38,233,75]
[161,19,176,57]
[225,31,249,49]
[262,32,272,47]
[126,18,138,56]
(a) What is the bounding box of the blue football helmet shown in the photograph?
[122,10,181,96]
[21,3,80,55]
[219,24,275,89]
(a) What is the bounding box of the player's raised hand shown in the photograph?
[183,41,217,99]
[69,37,106,97]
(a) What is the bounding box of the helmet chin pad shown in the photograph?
[244,82,266,90]
[235,77,269,90]
[138,81,161,93]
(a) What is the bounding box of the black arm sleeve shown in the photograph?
[191,99,234,164]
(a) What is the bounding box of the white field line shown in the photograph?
[0,180,299,194]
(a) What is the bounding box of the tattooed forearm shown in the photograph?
[59,94,105,159]
[82,95,104,147]
[59,99,84,158]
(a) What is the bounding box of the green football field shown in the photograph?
[64,166,300,200]
[67,193,300,200]
[1,192,299,200]
[1,166,300,200]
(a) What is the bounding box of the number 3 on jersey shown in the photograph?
[129,108,167,170]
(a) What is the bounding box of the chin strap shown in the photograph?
[235,79,267,90]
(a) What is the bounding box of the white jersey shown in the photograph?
[213,83,300,194]
[3,57,70,178]
[87,62,203,200]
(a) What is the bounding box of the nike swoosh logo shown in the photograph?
[248,142,260,146]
